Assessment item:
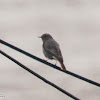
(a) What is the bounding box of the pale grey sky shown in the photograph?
[0,0,100,100]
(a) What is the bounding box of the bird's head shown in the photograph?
[39,33,53,42]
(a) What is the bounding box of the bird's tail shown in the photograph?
[60,62,66,71]
[54,55,66,71]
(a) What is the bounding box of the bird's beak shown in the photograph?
[38,36,41,38]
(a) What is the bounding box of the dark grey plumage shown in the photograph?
[40,33,66,70]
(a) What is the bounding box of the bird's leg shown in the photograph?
[55,60,57,66]
[45,58,49,62]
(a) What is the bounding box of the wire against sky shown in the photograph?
[0,39,100,87]
[0,50,80,100]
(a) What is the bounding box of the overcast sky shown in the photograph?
[0,0,100,100]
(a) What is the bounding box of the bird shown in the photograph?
[39,33,66,71]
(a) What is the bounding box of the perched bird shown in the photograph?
[40,33,66,71]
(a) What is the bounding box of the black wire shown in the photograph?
[0,50,80,100]
[0,39,100,87]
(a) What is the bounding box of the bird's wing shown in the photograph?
[44,39,63,62]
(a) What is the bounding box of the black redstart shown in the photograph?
[40,33,66,71]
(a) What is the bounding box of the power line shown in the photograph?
[0,39,100,87]
[0,50,80,100]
